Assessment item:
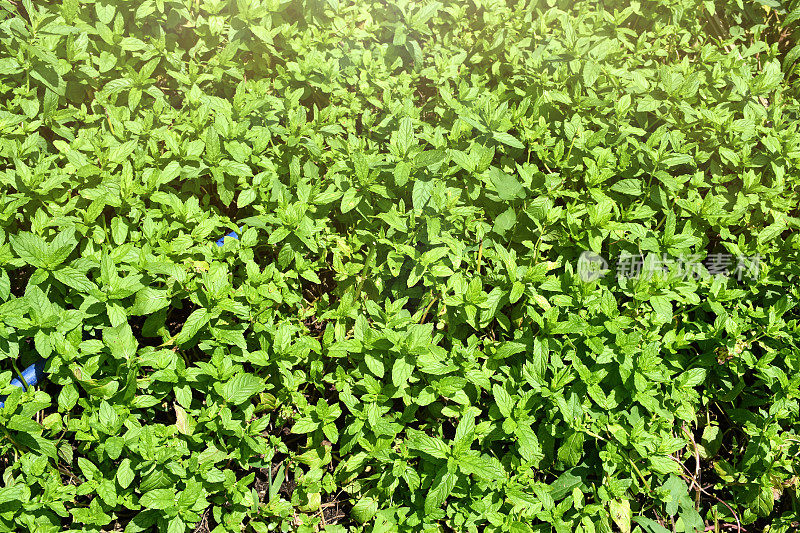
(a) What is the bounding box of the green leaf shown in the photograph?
[699,425,722,458]
[424,466,457,515]
[98,400,120,432]
[492,131,524,149]
[412,179,434,211]
[661,153,693,167]
[48,229,78,268]
[557,431,584,467]
[352,497,378,523]
[175,308,209,344]
[754,60,782,95]
[633,517,671,533]
[458,453,505,480]
[217,373,265,405]
[131,287,170,316]
[292,417,320,434]
[408,430,450,459]
[58,384,80,412]
[392,356,414,388]
[10,232,49,269]
[103,323,138,361]
[268,227,290,245]
[609,499,631,533]
[750,483,775,516]
[395,116,414,157]
[758,219,786,244]
[139,489,176,510]
[489,169,523,201]
[0,58,21,75]
[53,266,95,292]
[0,484,27,507]
[453,410,475,453]
[413,149,446,169]
[649,295,672,323]
[492,384,514,418]
[549,469,583,499]
[610,179,642,196]
[117,458,135,489]
[109,140,138,164]
[340,187,361,213]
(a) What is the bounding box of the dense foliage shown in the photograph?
[1,0,800,531]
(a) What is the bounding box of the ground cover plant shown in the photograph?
[1,0,800,531]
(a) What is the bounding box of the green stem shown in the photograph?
[10,360,29,391]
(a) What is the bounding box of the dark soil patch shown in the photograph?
[320,490,352,527]
[10,266,31,297]
[165,301,196,336]
[193,507,212,533]
[128,314,164,348]
[301,267,336,305]
[303,315,328,338]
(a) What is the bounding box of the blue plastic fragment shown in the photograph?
[215,230,240,247]
[0,358,46,409]
[1,228,240,411]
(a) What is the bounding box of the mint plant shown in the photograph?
[0,0,799,532]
